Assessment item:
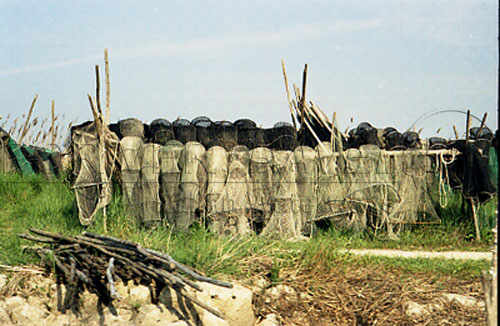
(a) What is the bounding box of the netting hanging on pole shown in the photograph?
[119,118,144,139]
[261,150,302,239]
[211,145,252,236]
[119,136,143,221]
[139,143,162,227]
[248,147,274,229]
[315,142,349,224]
[203,146,228,218]
[387,150,440,231]
[293,146,318,233]
[159,140,183,225]
[174,141,206,231]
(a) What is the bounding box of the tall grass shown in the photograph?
[0,173,492,280]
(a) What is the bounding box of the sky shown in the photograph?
[0,0,497,140]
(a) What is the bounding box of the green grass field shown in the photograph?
[0,173,493,280]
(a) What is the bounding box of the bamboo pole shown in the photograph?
[95,65,103,116]
[465,109,471,142]
[281,59,298,130]
[19,94,38,144]
[51,100,55,145]
[476,112,488,136]
[331,112,336,151]
[300,64,308,131]
[105,49,110,124]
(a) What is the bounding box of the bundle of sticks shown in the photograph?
[19,228,231,319]
[281,60,345,151]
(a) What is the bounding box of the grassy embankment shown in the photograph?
[0,173,493,280]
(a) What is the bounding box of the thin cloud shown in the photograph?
[0,54,100,76]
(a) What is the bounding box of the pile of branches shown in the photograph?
[19,228,231,319]
[281,60,345,149]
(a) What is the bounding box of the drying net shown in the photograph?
[174,141,206,231]
[260,150,302,239]
[159,140,183,224]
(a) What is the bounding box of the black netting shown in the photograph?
[191,116,212,126]
[428,137,447,150]
[403,131,421,149]
[347,128,362,149]
[150,118,174,146]
[470,127,493,141]
[234,118,257,129]
[193,117,216,148]
[119,118,144,139]
[108,123,121,139]
[173,118,196,144]
[385,130,405,150]
[214,120,238,151]
[266,122,297,150]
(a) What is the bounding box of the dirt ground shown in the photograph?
[1,262,488,326]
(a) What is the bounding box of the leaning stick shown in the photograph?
[300,64,308,131]
[19,94,38,144]
[105,49,110,124]
[453,125,459,140]
[51,100,55,145]
[476,112,488,137]
[281,59,298,130]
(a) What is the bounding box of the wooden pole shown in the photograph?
[19,94,38,144]
[331,112,336,151]
[51,100,55,146]
[453,125,459,140]
[300,64,308,131]
[465,109,471,143]
[95,65,103,116]
[281,59,298,130]
[476,112,488,136]
[105,49,110,124]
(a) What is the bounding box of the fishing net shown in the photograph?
[150,119,174,145]
[208,145,252,236]
[119,136,142,221]
[119,118,144,139]
[293,146,318,233]
[0,128,15,173]
[138,143,162,227]
[235,119,266,150]
[203,146,228,216]
[159,140,183,224]
[193,117,216,149]
[173,118,197,144]
[174,141,206,231]
[214,120,238,151]
[72,122,119,226]
[248,147,274,229]
[266,122,298,151]
[261,151,302,239]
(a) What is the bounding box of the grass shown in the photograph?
[0,172,493,281]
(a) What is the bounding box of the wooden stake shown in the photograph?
[477,112,488,137]
[453,125,459,140]
[330,112,336,151]
[19,94,38,144]
[465,110,471,143]
[469,198,481,242]
[105,49,110,124]
[300,64,308,131]
[281,59,298,130]
[51,100,55,146]
[95,65,103,116]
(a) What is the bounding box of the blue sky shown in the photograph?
[0,0,497,139]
